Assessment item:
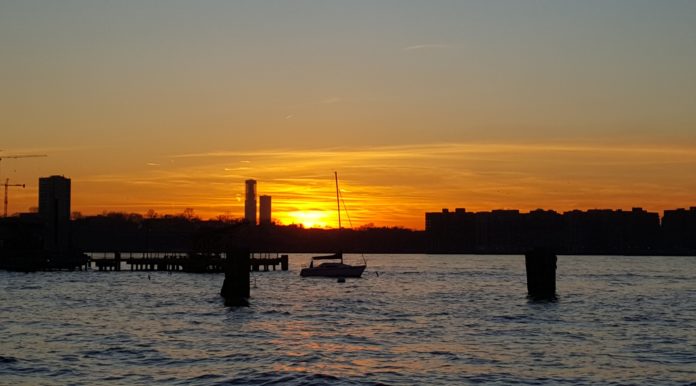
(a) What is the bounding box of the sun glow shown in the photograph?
[284,210,334,228]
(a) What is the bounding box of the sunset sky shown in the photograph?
[2,1,695,229]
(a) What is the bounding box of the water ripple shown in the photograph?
[1,254,695,385]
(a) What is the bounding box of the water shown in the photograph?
[1,254,695,385]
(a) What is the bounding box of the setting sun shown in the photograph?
[283,210,334,229]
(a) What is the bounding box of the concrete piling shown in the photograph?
[525,249,557,301]
[220,249,250,306]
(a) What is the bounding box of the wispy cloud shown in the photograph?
[403,43,450,51]
[0,145,98,154]
[321,97,342,104]
[169,142,696,161]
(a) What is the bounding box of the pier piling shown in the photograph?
[221,249,250,306]
[525,249,557,301]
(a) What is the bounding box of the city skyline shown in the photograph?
[2,1,695,229]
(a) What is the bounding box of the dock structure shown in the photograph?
[251,252,288,272]
[89,251,289,273]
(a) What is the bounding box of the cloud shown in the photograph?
[172,151,246,159]
[168,142,696,164]
[321,97,342,104]
[403,44,450,51]
[0,145,96,154]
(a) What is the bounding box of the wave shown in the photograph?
[0,356,19,364]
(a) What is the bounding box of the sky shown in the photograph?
[1,0,695,229]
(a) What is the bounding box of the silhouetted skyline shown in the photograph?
[5,205,694,257]
[427,207,696,255]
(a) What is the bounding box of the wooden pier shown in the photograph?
[89,252,289,273]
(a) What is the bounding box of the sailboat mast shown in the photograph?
[334,171,341,229]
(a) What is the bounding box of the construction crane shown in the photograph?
[0,154,47,178]
[3,178,25,217]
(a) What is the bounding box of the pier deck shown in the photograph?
[90,252,289,273]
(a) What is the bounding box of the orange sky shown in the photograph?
[3,141,696,229]
[2,2,695,229]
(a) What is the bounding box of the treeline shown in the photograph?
[71,212,427,253]
[64,206,696,256]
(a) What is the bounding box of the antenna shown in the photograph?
[335,171,341,229]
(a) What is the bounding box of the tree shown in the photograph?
[182,208,198,220]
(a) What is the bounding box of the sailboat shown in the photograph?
[299,172,367,278]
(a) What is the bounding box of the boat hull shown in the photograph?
[300,265,366,278]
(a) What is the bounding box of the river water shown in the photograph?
[1,254,694,385]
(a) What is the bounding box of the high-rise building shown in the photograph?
[39,175,71,251]
[259,195,271,225]
[244,179,257,225]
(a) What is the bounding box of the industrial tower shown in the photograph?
[244,179,257,225]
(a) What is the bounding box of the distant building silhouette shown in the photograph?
[662,207,696,255]
[39,175,71,251]
[259,195,271,226]
[244,179,257,225]
[425,207,663,254]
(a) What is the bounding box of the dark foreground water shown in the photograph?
[1,255,695,385]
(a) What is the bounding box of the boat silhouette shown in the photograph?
[300,172,366,278]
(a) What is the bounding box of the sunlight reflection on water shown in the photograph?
[1,255,695,385]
